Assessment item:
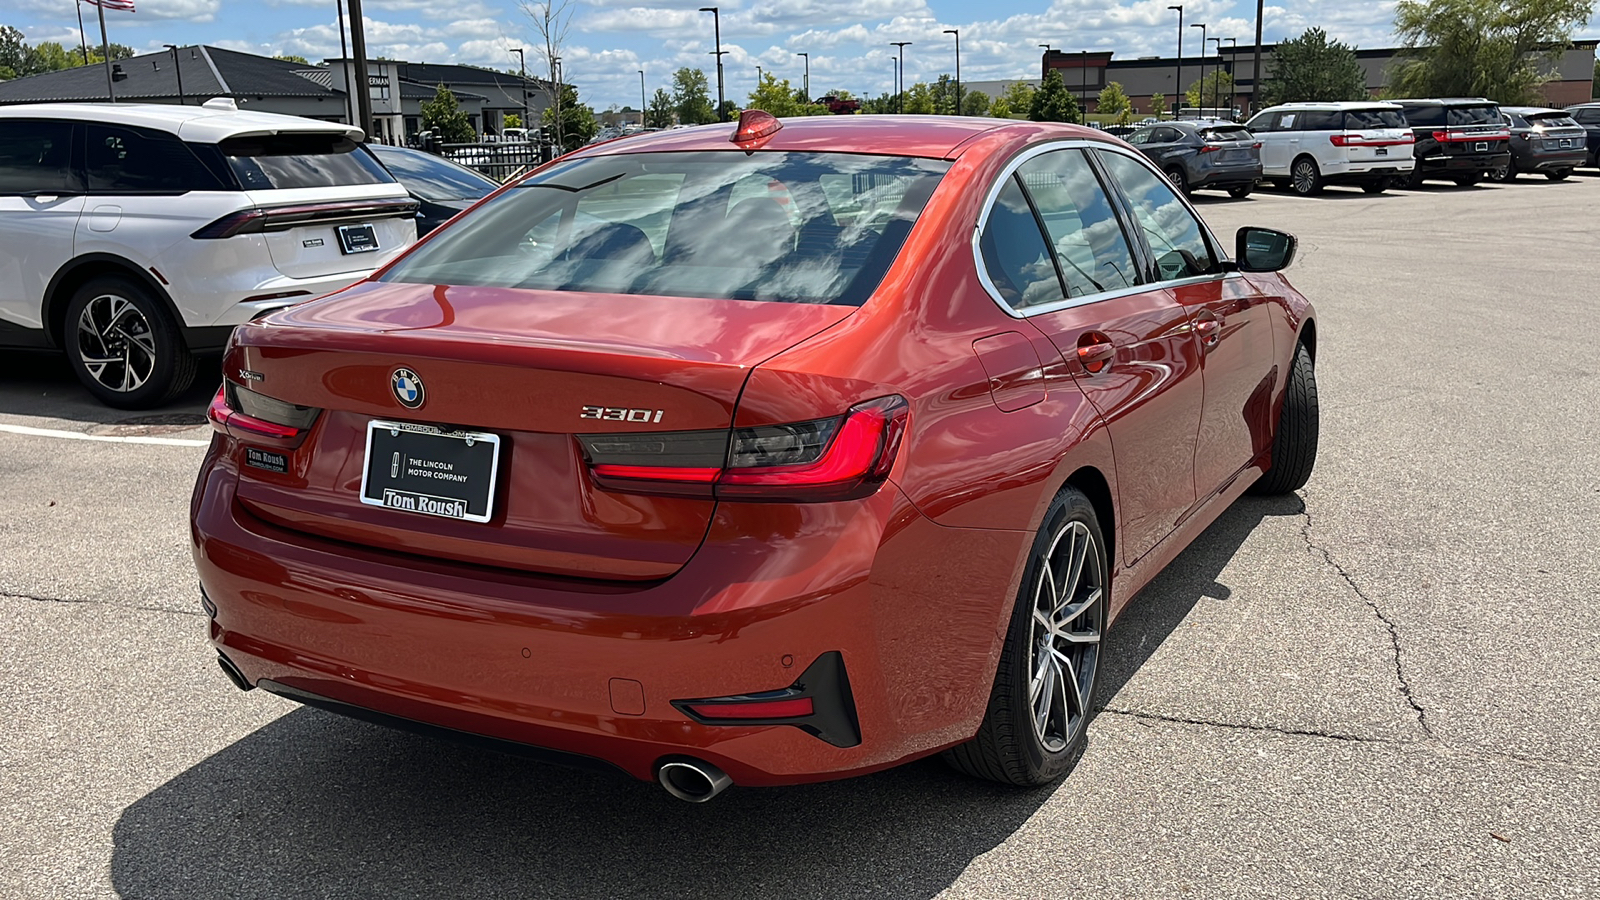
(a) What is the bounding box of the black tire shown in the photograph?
[1165,166,1190,196]
[1497,157,1519,182]
[1249,342,1319,495]
[944,488,1108,786]
[1545,168,1571,181]
[1361,175,1391,194]
[63,275,196,410]
[1453,172,1480,187]
[1406,167,1427,189]
[1226,182,1254,199]
[1289,156,1322,195]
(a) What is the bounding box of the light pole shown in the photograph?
[1207,37,1222,115]
[1189,22,1206,116]
[552,55,563,150]
[510,48,529,135]
[756,64,762,92]
[944,29,960,115]
[1038,43,1052,81]
[891,41,912,114]
[796,52,809,103]
[1252,0,1265,113]
[163,43,185,105]
[638,69,646,127]
[699,7,726,121]
[1224,37,1237,118]
[1081,49,1088,120]
[1168,6,1182,120]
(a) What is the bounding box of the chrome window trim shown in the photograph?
[971,139,1235,320]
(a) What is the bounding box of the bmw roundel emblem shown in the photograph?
[391,368,425,409]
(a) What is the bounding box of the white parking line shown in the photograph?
[0,422,209,447]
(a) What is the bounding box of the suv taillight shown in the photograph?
[209,383,321,438]
[580,396,910,502]
[191,198,420,239]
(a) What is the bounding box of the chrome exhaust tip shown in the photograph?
[657,759,733,803]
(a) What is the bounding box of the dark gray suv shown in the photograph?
[1491,107,1586,181]
[1125,120,1263,198]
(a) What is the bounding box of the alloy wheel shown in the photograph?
[1026,519,1104,753]
[1292,160,1318,194]
[75,294,157,393]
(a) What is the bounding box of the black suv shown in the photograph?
[1564,102,1600,167]
[1393,98,1512,187]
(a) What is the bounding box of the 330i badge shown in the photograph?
[193,111,1319,802]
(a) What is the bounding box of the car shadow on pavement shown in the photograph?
[0,349,219,425]
[1096,492,1307,703]
[107,495,1301,900]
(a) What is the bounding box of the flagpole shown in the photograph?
[76,0,90,65]
[95,0,115,102]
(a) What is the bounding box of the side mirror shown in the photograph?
[1235,226,1297,272]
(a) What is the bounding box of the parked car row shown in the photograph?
[1128,97,1597,198]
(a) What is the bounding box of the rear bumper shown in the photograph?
[1515,147,1587,171]
[191,442,1028,786]
[1417,151,1510,175]
[1191,162,1262,188]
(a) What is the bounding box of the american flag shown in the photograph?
[85,0,136,11]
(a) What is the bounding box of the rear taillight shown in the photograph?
[209,383,321,438]
[1198,143,1219,153]
[581,395,909,502]
[1330,134,1360,146]
[191,198,419,239]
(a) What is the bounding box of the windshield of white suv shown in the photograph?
[380,151,949,306]
[220,133,395,191]
[1447,106,1502,127]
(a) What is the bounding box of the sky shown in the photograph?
[6,0,1598,110]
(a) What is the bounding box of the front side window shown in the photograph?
[1016,150,1138,298]
[381,151,948,306]
[220,133,394,190]
[979,176,1066,311]
[1095,150,1217,282]
[0,120,74,194]
[1576,108,1600,124]
[85,125,224,194]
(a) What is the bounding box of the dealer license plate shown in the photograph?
[337,223,380,255]
[359,420,501,523]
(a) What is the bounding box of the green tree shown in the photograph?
[1185,69,1236,111]
[989,81,1035,119]
[1150,91,1168,118]
[932,73,959,114]
[421,84,476,143]
[672,67,716,125]
[1030,69,1080,123]
[1390,0,1591,104]
[1260,28,1368,105]
[860,92,896,114]
[961,90,991,116]
[274,54,311,65]
[503,113,522,129]
[0,26,28,79]
[901,81,937,114]
[748,73,804,116]
[1098,81,1134,124]
[542,83,597,150]
[26,42,80,75]
[646,87,674,128]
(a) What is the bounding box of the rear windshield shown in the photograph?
[1200,126,1251,142]
[1447,105,1501,127]
[220,133,395,191]
[380,151,949,306]
[1343,109,1406,129]
[371,146,496,202]
[1528,113,1579,129]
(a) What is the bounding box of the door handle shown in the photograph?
[1076,340,1115,374]
[1194,316,1222,346]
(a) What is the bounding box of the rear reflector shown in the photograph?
[580,395,909,502]
[686,697,815,719]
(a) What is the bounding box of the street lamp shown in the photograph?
[510,48,529,136]
[1081,49,1088,120]
[163,43,186,105]
[1224,37,1238,118]
[944,29,960,115]
[699,7,726,121]
[890,41,911,114]
[1207,37,1222,115]
[1252,0,1265,113]
[1038,43,1052,81]
[552,55,563,150]
[796,51,809,103]
[1189,22,1206,116]
[1167,6,1182,120]
[638,69,646,127]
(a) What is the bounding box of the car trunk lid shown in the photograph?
[223,282,854,580]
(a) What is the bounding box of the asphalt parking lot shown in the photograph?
[3,174,1597,899]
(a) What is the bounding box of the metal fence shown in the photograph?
[435,141,551,182]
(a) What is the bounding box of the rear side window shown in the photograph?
[381,151,948,306]
[1402,105,1446,127]
[1126,128,1154,145]
[86,124,226,194]
[1448,105,1501,126]
[220,133,394,190]
[979,177,1066,310]
[1343,109,1406,129]
[1016,150,1138,298]
[1575,108,1600,124]
[1297,110,1340,131]
[0,120,74,194]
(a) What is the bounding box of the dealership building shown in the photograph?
[0,45,555,142]
[967,41,1599,115]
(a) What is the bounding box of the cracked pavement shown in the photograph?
[3,180,1599,898]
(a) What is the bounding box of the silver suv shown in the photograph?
[0,101,417,408]
[1244,102,1416,195]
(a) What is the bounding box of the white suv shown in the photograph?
[1243,101,1416,196]
[0,101,417,408]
